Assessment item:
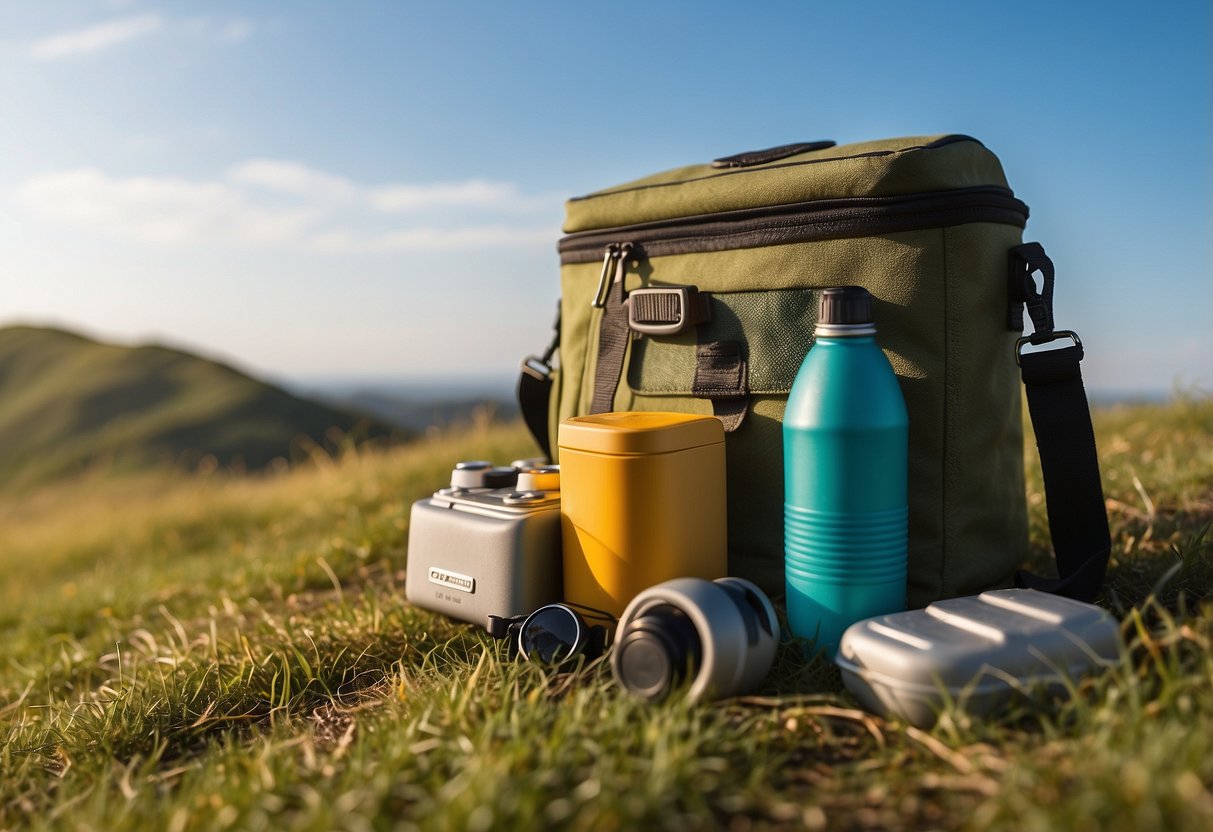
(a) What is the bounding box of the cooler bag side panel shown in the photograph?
[936,221,1029,605]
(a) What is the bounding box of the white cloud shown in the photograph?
[370,181,519,212]
[28,13,257,60]
[227,159,359,202]
[28,13,163,60]
[17,168,318,245]
[15,161,560,253]
[224,160,530,215]
[310,225,555,253]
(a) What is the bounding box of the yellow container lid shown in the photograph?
[559,412,724,455]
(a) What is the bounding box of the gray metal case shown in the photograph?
[836,589,1121,727]
[405,488,563,627]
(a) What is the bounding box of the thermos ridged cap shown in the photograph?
[819,286,873,325]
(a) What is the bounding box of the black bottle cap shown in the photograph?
[818,286,873,326]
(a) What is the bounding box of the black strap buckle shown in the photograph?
[1015,329,1083,367]
[626,286,711,336]
[520,355,552,381]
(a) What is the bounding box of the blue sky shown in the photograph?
[1,1,1208,394]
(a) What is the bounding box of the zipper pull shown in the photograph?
[614,242,634,285]
[591,244,618,309]
[591,242,636,309]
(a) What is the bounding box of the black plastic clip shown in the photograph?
[1008,242,1056,335]
[626,286,711,336]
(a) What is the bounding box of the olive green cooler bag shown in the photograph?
[519,135,1110,608]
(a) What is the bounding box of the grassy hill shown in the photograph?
[0,326,397,487]
[321,388,518,433]
[0,401,1211,830]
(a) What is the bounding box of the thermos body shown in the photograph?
[783,288,909,656]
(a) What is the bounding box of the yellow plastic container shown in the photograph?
[558,412,728,616]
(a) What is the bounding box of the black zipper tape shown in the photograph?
[558,186,1028,265]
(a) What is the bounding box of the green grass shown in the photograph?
[2,402,1212,831]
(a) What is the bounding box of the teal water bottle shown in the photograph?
[784,286,908,656]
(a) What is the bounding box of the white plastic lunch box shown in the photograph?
[836,589,1121,726]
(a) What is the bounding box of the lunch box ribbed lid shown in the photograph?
[836,589,1121,692]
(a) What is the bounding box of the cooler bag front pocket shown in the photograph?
[626,288,818,400]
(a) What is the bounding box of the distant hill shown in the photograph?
[313,389,517,433]
[0,326,398,486]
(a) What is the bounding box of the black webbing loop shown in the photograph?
[589,264,632,414]
[1008,242,1056,336]
[538,306,560,365]
[517,301,560,458]
[692,340,750,432]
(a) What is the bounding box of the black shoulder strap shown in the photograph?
[1010,243,1111,602]
[517,302,560,459]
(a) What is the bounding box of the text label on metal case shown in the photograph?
[428,567,475,593]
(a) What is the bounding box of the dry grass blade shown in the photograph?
[797,705,888,749]
[0,680,35,719]
[904,726,974,775]
[188,699,218,729]
[1131,468,1158,540]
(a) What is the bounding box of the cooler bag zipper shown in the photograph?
[559,185,1029,276]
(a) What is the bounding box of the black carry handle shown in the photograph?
[711,141,836,169]
[1010,243,1111,602]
